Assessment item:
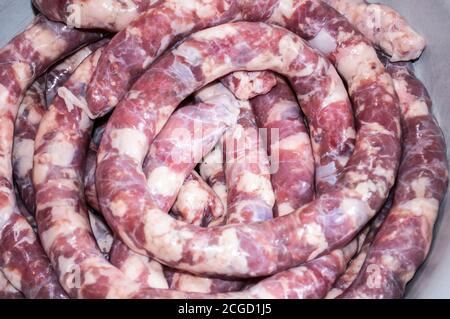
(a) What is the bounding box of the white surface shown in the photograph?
[0,0,449,299]
[0,0,35,47]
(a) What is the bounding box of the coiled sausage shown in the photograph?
[95,22,398,278]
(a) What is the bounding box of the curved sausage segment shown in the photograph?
[85,128,226,224]
[324,0,426,61]
[252,77,314,216]
[34,49,142,298]
[95,22,399,278]
[224,102,275,224]
[14,42,107,217]
[33,0,156,31]
[0,15,100,299]
[138,97,239,217]
[85,124,169,290]
[340,62,448,299]
[227,241,357,299]
[13,78,46,215]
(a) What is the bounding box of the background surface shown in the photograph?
[0,0,449,299]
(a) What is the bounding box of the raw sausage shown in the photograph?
[85,123,169,289]
[197,80,278,225]
[84,121,226,222]
[89,0,356,193]
[13,78,46,214]
[323,0,426,61]
[340,61,448,299]
[95,22,399,278]
[34,48,145,298]
[32,0,157,31]
[13,0,443,300]
[0,15,101,299]
[251,77,314,216]
[139,91,239,217]
[223,102,275,224]
[221,241,358,299]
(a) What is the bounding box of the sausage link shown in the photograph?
[32,0,157,31]
[29,43,398,298]
[34,48,149,298]
[223,103,275,224]
[95,22,398,278]
[220,71,277,100]
[15,43,107,215]
[128,169,226,291]
[139,96,239,217]
[0,15,101,299]
[340,62,448,299]
[33,50,269,298]
[0,270,24,299]
[171,166,232,293]
[251,77,315,216]
[13,49,113,262]
[33,49,242,298]
[323,0,426,61]
[13,78,46,215]
[85,123,169,289]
